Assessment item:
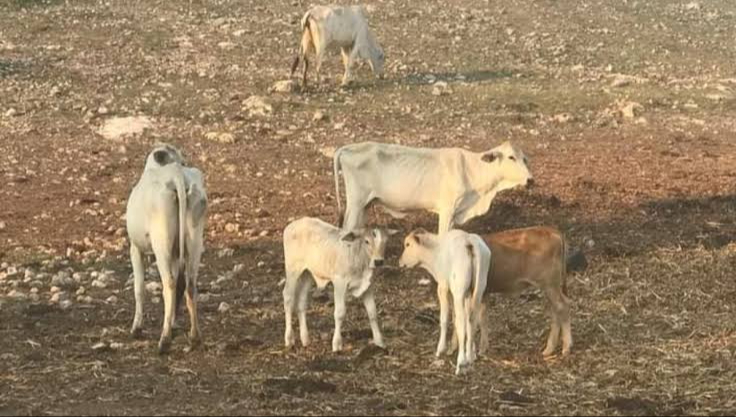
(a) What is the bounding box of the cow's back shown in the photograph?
[483,226,563,293]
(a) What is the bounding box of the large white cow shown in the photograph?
[126,144,208,354]
[399,228,490,375]
[334,141,533,234]
[282,217,395,352]
[290,5,385,87]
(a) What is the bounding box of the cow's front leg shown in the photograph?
[283,270,300,348]
[361,287,385,348]
[332,279,348,352]
[436,282,450,357]
[438,209,455,235]
[340,47,353,86]
[297,276,313,347]
[129,245,146,339]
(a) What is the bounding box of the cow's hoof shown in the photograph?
[188,335,202,350]
[130,328,144,340]
[158,338,172,355]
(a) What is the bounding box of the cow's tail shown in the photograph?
[291,11,313,76]
[333,146,344,227]
[467,242,484,318]
[172,166,188,312]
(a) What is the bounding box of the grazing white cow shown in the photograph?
[290,5,385,87]
[126,144,208,354]
[282,217,395,352]
[333,141,533,235]
[398,228,490,375]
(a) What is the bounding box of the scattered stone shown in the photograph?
[97,106,109,115]
[98,116,153,141]
[204,132,236,144]
[419,278,432,286]
[76,287,86,296]
[257,261,266,268]
[259,230,269,237]
[610,75,632,88]
[333,122,345,130]
[0,221,5,230]
[59,300,73,310]
[199,293,211,303]
[270,80,298,93]
[146,282,162,293]
[50,286,61,294]
[4,108,17,117]
[7,290,25,299]
[218,41,236,50]
[685,2,700,11]
[621,101,643,119]
[106,295,118,304]
[551,113,574,124]
[29,294,40,302]
[110,342,123,350]
[313,111,327,122]
[50,292,66,304]
[225,223,240,233]
[242,96,273,117]
[92,342,109,352]
[218,302,231,313]
[91,279,108,289]
[319,146,336,159]
[77,295,93,304]
[432,81,451,96]
[218,248,235,258]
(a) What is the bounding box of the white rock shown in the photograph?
[432,81,450,96]
[218,41,235,50]
[50,292,65,303]
[4,108,17,117]
[106,295,118,304]
[76,287,86,295]
[97,106,109,115]
[146,282,162,293]
[685,2,700,11]
[204,132,236,144]
[218,302,231,313]
[419,278,432,286]
[7,290,25,299]
[24,269,35,280]
[233,264,245,274]
[551,113,574,124]
[198,293,211,303]
[217,248,235,258]
[92,342,108,351]
[60,300,73,310]
[225,223,240,233]
[30,288,39,294]
[621,102,643,119]
[313,111,327,122]
[110,342,123,350]
[319,146,336,159]
[91,279,108,289]
[6,267,18,277]
[50,286,61,294]
[270,80,298,93]
[257,261,266,268]
[242,96,273,117]
[98,116,153,141]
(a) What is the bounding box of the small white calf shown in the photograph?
[398,228,490,375]
[126,144,208,354]
[334,141,533,235]
[291,5,385,87]
[282,217,394,352]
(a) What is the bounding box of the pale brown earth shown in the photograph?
[1,0,736,415]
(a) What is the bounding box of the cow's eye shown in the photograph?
[509,156,516,161]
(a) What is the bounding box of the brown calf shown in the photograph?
[475,226,572,357]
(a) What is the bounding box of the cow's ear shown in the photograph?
[412,233,421,245]
[341,232,358,242]
[153,150,170,165]
[482,152,502,163]
[387,228,399,236]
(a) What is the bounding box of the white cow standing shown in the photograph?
[282,217,394,352]
[290,5,385,87]
[399,228,491,375]
[333,141,533,235]
[126,144,208,354]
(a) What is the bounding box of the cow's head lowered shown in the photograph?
[341,227,397,268]
[480,141,533,190]
[145,143,186,170]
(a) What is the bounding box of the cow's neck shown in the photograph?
[466,154,506,195]
[417,244,441,281]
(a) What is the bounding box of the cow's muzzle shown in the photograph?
[374,259,385,268]
[526,178,536,188]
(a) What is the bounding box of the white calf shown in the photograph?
[291,5,385,86]
[126,144,208,354]
[282,217,394,352]
[398,228,490,375]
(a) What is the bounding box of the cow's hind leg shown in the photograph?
[185,239,204,348]
[152,246,178,355]
[283,269,301,348]
[130,245,146,339]
[297,273,313,347]
[542,287,563,357]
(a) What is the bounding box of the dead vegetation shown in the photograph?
[1,0,736,415]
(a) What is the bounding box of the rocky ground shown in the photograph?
[1,0,736,415]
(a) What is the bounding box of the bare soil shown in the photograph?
[1,0,736,415]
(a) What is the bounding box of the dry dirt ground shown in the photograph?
[2,0,736,415]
